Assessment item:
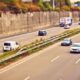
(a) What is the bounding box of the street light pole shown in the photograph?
[79,10,80,25]
[79,10,80,21]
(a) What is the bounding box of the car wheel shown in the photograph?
[70,51,72,53]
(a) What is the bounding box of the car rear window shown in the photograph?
[4,43,11,46]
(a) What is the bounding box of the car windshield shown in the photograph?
[4,43,11,46]
[72,44,80,47]
[63,39,70,42]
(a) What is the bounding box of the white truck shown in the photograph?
[60,17,72,27]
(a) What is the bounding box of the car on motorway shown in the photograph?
[3,41,19,51]
[64,25,70,29]
[38,30,47,36]
[70,43,80,53]
[78,21,80,25]
[61,38,72,46]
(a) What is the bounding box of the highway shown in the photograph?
[0,29,80,80]
[0,23,79,53]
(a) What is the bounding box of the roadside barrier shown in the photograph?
[0,27,80,64]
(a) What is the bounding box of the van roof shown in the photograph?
[4,41,16,43]
[73,43,80,45]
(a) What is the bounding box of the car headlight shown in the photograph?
[77,49,80,51]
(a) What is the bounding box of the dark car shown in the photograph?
[38,30,47,36]
[60,23,65,27]
[61,38,72,46]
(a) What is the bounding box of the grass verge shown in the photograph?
[0,27,80,68]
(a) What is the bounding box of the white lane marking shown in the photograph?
[75,58,80,64]
[0,42,61,74]
[1,29,80,74]
[51,56,60,62]
[0,52,42,74]
[24,76,30,80]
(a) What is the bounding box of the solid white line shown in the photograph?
[51,56,60,62]
[75,58,80,64]
[24,76,30,80]
[1,29,80,74]
[0,42,61,74]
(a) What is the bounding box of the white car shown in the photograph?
[70,43,80,53]
[3,41,19,51]
[61,38,72,46]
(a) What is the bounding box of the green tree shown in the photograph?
[65,0,71,7]
[2,0,14,3]
[75,1,80,4]
[44,2,53,11]
[37,0,46,10]
[55,0,71,9]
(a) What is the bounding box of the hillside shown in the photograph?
[0,0,76,13]
[0,0,41,13]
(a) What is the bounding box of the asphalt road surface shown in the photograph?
[0,23,79,53]
[0,28,80,80]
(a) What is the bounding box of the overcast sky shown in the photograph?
[70,0,79,2]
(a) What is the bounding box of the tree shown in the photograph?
[24,2,40,12]
[37,0,46,10]
[2,0,14,3]
[71,1,80,11]
[43,2,53,11]
[0,2,7,10]
[62,5,70,11]
[65,0,71,7]
[71,6,80,11]
[75,1,80,4]
[54,7,60,11]
[55,0,71,10]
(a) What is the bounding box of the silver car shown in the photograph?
[70,43,80,53]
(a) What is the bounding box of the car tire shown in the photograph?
[70,51,72,53]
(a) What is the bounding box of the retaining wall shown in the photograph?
[0,11,79,36]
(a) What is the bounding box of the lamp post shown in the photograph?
[79,10,80,25]
[59,0,62,27]
[79,10,80,21]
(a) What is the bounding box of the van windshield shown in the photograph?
[4,43,11,46]
[72,44,80,47]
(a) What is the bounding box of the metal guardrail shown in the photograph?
[0,28,80,63]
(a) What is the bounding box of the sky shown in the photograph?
[70,0,79,3]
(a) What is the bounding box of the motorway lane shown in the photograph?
[0,31,80,80]
[0,26,67,54]
[0,23,79,54]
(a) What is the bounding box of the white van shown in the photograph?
[59,17,65,27]
[65,17,72,26]
[60,17,72,27]
[3,41,19,51]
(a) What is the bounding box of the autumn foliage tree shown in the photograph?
[71,6,80,11]
[24,2,40,12]
[1,0,41,12]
